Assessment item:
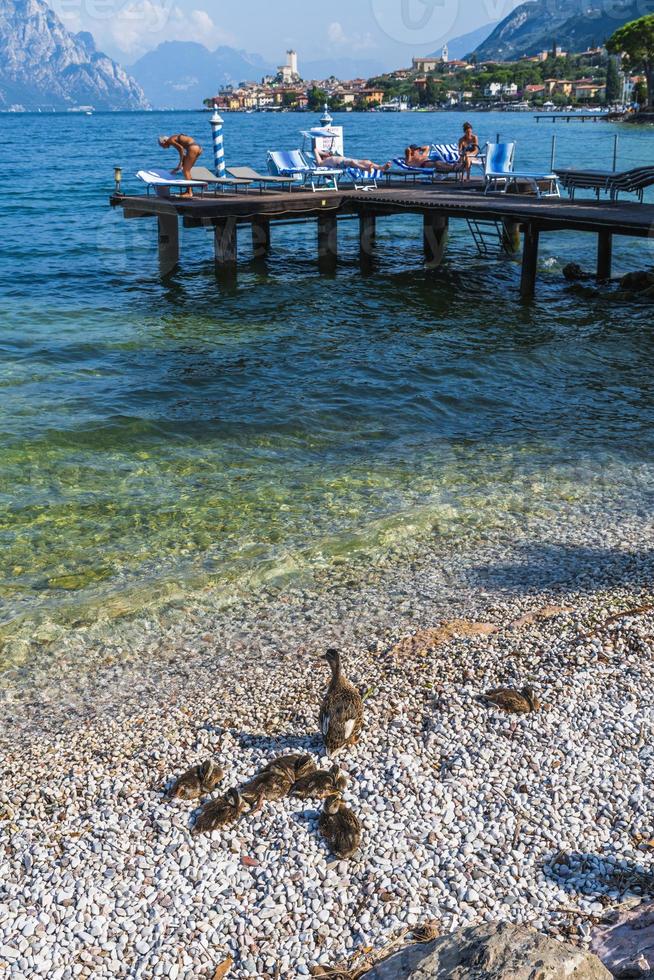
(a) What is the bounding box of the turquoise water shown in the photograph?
[1,111,653,658]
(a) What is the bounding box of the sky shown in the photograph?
[52,0,522,67]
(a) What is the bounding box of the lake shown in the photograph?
[1,109,653,667]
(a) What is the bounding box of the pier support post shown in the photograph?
[318,213,338,274]
[157,213,179,275]
[359,212,376,273]
[251,217,271,260]
[520,223,540,299]
[214,218,237,271]
[501,220,522,255]
[423,213,449,269]
[597,230,613,282]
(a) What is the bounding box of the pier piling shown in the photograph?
[214,218,238,278]
[597,230,613,282]
[359,212,376,272]
[157,214,179,275]
[423,214,449,269]
[251,217,271,259]
[318,213,338,274]
[520,223,540,299]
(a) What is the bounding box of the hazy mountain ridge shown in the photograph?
[0,0,148,109]
[130,42,274,109]
[472,0,643,61]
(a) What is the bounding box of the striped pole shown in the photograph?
[211,110,226,177]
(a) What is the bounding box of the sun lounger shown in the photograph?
[226,165,298,193]
[557,165,654,203]
[267,150,341,191]
[484,143,560,198]
[190,166,253,193]
[136,168,208,197]
[387,158,460,184]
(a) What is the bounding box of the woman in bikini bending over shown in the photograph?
[158,134,203,197]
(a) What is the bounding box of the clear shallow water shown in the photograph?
[1,111,653,659]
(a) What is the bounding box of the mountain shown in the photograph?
[0,0,148,109]
[432,22,499,61]
[131,42,273,109]
[472,0,643,61]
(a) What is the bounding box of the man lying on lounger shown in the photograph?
[404,144,464,173]
[314,147,391,173]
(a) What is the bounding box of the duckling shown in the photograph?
[167,760,225,801]
[240,762,295,812]
[319,649,364,756]
[319,794,361,859]
[192,789,245,835]
[289,764,348,800]
[478,686,541,714]
[262,753,317,782]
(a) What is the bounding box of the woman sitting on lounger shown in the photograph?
[314,147,390,173]
[458,123,479,181]
[158,134,203,197]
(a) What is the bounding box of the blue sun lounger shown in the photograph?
[267,150,341,191]
[484,143,560,198]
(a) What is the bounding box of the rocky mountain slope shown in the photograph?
[471,0,642,61]
[0,0,148,109]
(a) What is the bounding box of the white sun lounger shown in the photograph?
[136,168,208,197]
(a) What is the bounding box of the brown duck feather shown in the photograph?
[319,649,364,755]
[478,686,540,714]
[290,764,347,800]
[319,794,361,859]
[167,759,224,800]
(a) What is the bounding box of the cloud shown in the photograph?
[54,0,235,56]
[326,20,376,51]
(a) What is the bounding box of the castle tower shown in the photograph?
[287,50,298,76]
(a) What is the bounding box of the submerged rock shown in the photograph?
[619,271,654,292]
[563,262,593,282]
[361,923,611,978]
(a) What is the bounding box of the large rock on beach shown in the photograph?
[591,901,654,978]
[360,923,611,979]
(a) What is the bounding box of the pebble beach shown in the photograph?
[2,508,654,979]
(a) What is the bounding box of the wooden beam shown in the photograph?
[423,213,449,269]
[520,223,540,299]
[359,212,376,272]
[318,212,338,274]
[251,217,271,259]
[214,218,237,267]
[597,229,613,282]
[157,213,179,275]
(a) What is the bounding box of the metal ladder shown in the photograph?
[466,218,511,256]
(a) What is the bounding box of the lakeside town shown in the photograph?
[205,44,646,114]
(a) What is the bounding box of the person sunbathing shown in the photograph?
[314,148,390,173]
[158,134,203,197]
[404,144,462,173]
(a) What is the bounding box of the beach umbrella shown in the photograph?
[210,110,226,177]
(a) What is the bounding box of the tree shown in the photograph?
[607,14,654,108]
[307,86,328,112]
[605,56,621,104]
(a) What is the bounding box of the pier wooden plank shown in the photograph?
[112,188,654,239]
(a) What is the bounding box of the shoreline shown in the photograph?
[2,588,653,977]
[2,514,654,977]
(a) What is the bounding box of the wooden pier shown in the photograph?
[110,182,654,299]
